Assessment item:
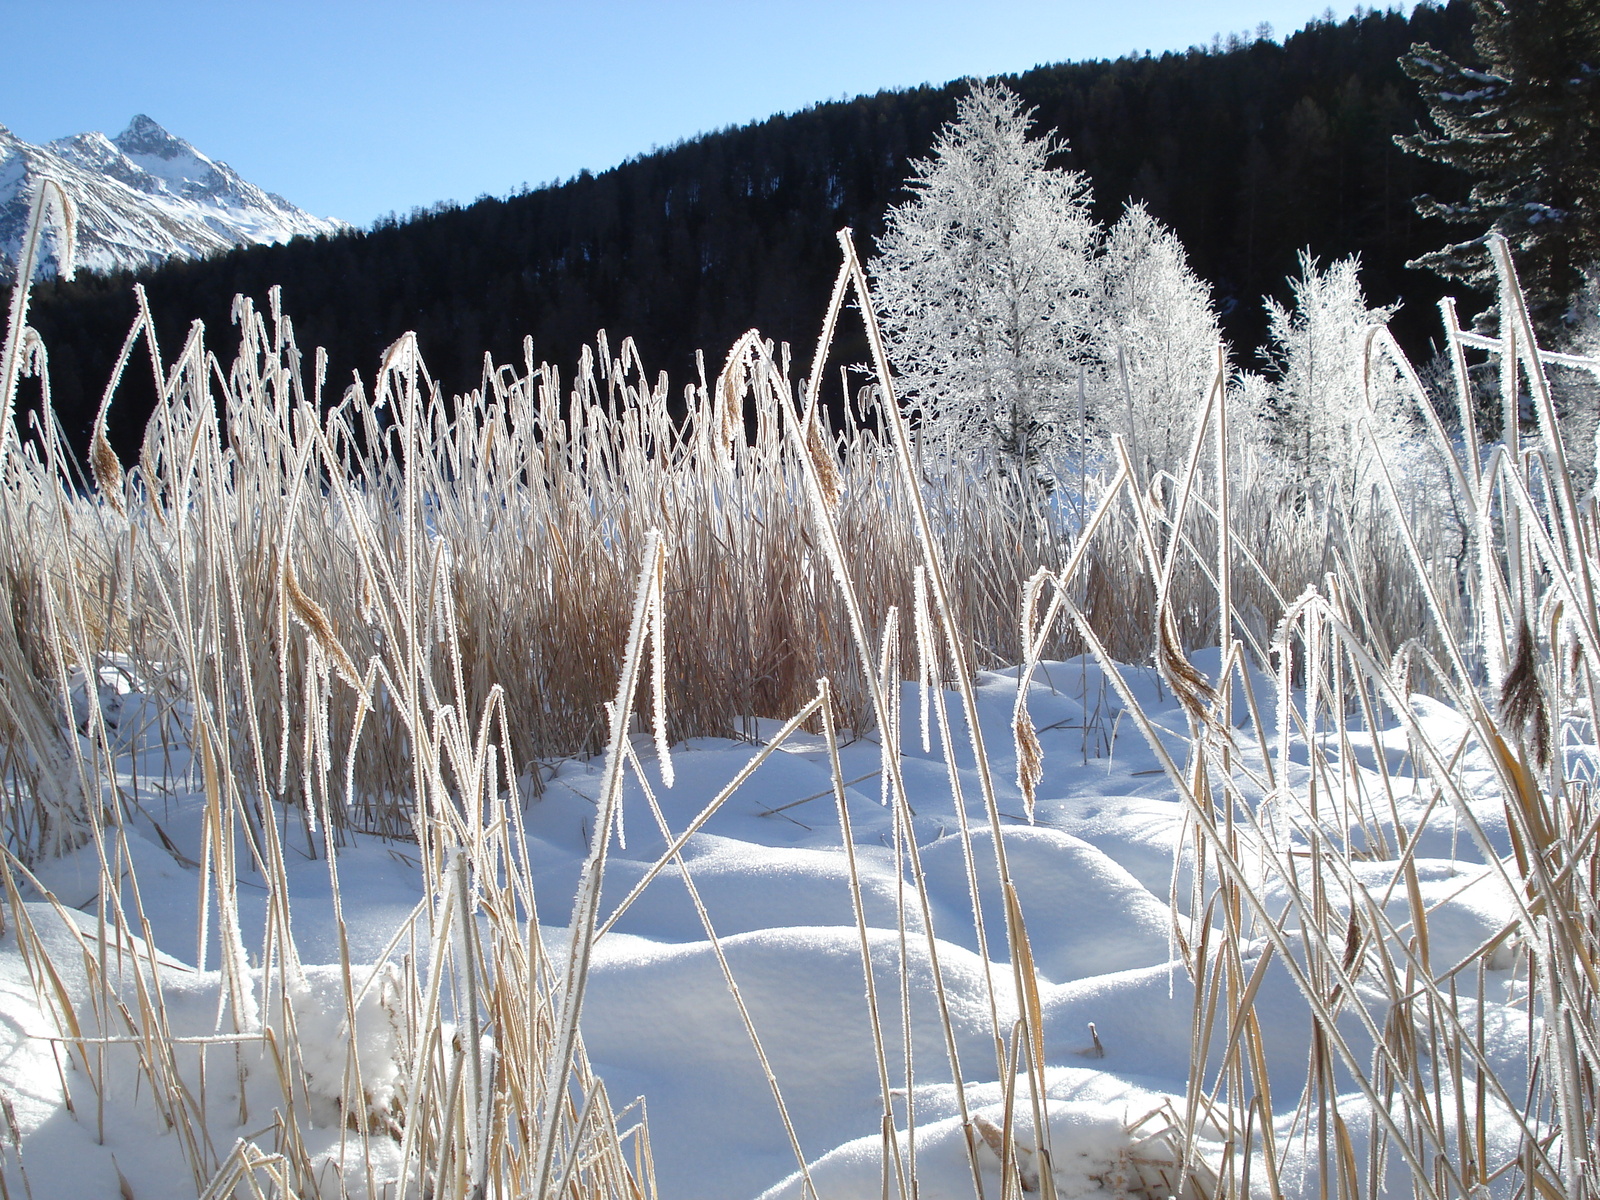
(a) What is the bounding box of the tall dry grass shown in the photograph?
[1,169,1594,1200]
[1026,238,1600,1199]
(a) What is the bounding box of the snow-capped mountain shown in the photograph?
[0,114,347,282]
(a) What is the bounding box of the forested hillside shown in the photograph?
[13,1,1475,458]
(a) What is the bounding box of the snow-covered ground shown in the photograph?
[0,655,1531,1199]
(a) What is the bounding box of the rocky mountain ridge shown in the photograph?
[0,114,345,281]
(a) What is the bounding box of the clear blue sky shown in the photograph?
[1,1,1421,229]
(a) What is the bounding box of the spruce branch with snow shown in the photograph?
[1397,0,1600,331]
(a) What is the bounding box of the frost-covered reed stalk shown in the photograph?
[1036,236,1600,1199]
[0,183,659,1195]
[1,175,1571,1200]
[1,178,75,468]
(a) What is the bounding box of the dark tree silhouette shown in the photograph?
[1398,0,1600,329]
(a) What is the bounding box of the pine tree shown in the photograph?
[868,79,1097,474]
[1397,0,1600,329]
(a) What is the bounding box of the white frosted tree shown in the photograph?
[1090,202,1220,479]
[868,79,1097,476]
[1554,266,1600,491]
[1257,253,1421,513]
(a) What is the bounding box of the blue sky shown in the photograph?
[1,1,1421,228]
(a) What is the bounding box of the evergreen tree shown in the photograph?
[1397,0,1600,329]
[868,79,1097,474]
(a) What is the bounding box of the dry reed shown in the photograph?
[0,173,1589,1200]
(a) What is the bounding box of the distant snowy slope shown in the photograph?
[0,114,346,281]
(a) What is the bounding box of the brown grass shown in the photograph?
[0,179,1591,1199]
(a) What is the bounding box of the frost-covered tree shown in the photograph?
[1090,202,1220,479]
[1550,266,1600,490]
[1257,254,1422,512]
[869,79,1097,475]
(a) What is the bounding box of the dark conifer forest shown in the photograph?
[11,1,1478,459]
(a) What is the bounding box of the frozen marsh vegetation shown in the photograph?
[0,143,1598,1200]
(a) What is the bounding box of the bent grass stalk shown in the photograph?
[1,204,1592,1199]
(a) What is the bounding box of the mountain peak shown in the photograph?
[114,114,189,159]
[0,119,346,282]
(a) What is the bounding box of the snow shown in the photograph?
[0,654,1533,1199]
[0,116,346,281]
[758,1096,1151,1200]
